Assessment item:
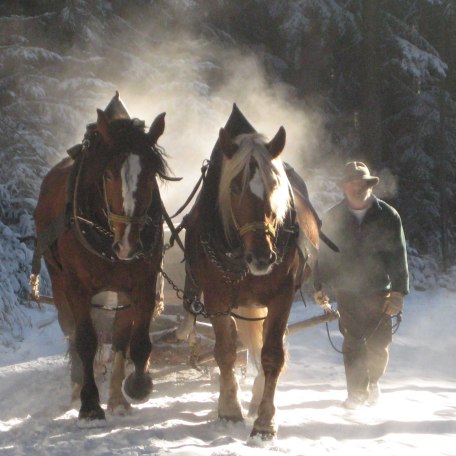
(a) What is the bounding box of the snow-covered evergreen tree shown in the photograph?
[0,0,455,343]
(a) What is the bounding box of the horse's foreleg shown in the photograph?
[109,351,131,414]
[251,295,293,439]
[249,371,265,417]
[47,266,82,407]
[108,302,133,414]
[235,308,266,417]
[212,315,243,422]
[74,315,105,421]
[69,336,83,406]
[64,279,105,422]
[175,310,196,342]
[122,291,153,403]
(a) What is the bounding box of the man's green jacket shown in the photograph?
[315,196,409,295]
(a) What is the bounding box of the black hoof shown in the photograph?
[122,372,152,403]
[250,428,276,441]
[78,404,105,421]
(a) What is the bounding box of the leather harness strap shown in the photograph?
[238,221,276,239]
[102,173,150,228]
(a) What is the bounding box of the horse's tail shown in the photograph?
[233,307,267,372]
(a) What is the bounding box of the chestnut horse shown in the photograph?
[181,108,320,439]
[34,95,172,424]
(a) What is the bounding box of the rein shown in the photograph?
[324,311,403,354]
[163,160,210,252]
[170,160,210,219]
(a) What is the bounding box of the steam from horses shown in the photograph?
[36,9,403,306]
[93,37,326,216]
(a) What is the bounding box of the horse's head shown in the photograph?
[96,109,168,260]
[218,127,290,276]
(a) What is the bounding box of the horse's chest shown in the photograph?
[60,232,156,291]
[238,270,291,303]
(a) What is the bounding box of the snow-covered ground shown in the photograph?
[0,289,455,455]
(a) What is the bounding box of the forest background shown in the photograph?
[1,0,455,346]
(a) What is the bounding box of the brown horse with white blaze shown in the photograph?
[34,95,172,425]
[182,119,320,439]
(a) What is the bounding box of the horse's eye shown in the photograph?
[105,171,114,181]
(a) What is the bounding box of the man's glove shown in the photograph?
[384,291,404,316]
[314,289,331,312]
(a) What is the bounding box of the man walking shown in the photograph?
[314,161,409,409]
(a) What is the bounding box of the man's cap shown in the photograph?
[340,161,379,186]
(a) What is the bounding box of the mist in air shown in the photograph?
[113,40,326,213]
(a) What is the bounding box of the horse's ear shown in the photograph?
[267,126,286,158]
[148,112,166,144]
[96,109,113,146]
[219,128,237,159]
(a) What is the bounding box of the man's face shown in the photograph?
[342,179,373,209]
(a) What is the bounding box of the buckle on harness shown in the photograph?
[187,297,204,315]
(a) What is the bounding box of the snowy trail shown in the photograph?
[0,289,455,455]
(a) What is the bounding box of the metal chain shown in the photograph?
[160,267,186,301]
[200,237,248,286]
[74,215,114,239]
[159,267,233,319]
[74,214,162,262]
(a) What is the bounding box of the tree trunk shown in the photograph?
[437,5,451,272]
[359,0,383,169]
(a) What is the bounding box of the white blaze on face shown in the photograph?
[249,167,264,200]
[119,154,141,254]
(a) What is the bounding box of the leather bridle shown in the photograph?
[101,169,153,230]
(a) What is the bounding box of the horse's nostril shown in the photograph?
[112,241,121,253]
[245,253,253,264]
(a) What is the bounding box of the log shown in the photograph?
[287,309,339,335]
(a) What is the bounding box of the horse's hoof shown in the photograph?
[77,417,107,429]
[219,413,244,423]
[248,428,277,443]
[78,405,106,427]
[247,433,277,447]
[122,373,152,404]
[108,399,132,416]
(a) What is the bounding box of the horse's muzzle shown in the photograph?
[112,239,143,260]
[244,250,277,276]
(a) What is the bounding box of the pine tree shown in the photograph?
[380,1,454,261]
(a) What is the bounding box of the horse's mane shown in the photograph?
[196,104,255,237]
[107,118,170,180]
[218,133,291,241]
